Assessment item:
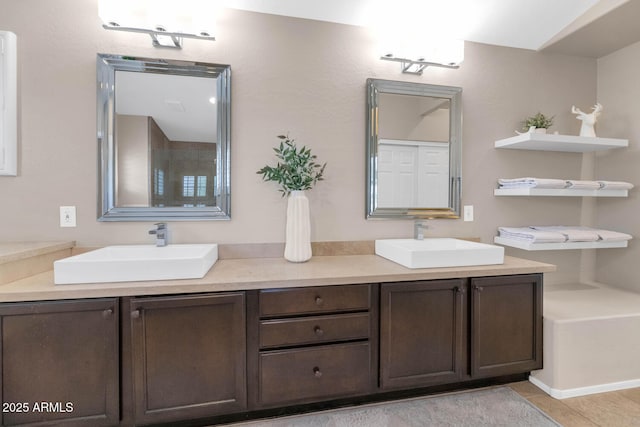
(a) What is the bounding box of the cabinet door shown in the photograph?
[380,279,465,390]
[130,293,246,425]
[470,274,543,378]
[0,298,119,427]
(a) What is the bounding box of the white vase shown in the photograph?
[533,127,547,134]
[284,190,312,262]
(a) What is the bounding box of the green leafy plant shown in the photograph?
[522,112,554,130]
[257,134,327,197]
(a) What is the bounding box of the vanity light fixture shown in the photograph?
[379,38,464,75]
[380,54,460,75]
[98,0,217,49]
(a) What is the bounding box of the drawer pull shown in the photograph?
[313,326,324,337]
[313,366,322,378]
[315,296,324,306]
[131,309,141,319]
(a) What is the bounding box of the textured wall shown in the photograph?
[595,40,640,292]
[0,0,598,284]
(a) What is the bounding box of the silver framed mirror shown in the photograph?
[97,54,231,221]
[366,78,462,219]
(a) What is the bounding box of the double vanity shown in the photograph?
[0,240,554,426]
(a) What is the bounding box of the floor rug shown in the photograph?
[228,387,560,427]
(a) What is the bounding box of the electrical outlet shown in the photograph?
[60,206,77,227]
[463,205,474,222]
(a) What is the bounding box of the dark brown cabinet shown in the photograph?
[128,293,246,425]
[380,279,466,390]
[248,284,377,408]
[0,298,119,427]
[470,274,543,378]
[380,274,543,390]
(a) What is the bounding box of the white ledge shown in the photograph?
[494,237,629,251]
[494,188,628,197]
[494,133,628,152]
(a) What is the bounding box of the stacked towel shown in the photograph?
[497,227,567,243]
[530,226,599,242]
[498,178,634,191]
[566,180,602,190]
[597,181,634,190]
[498,178,567,189]
[498,226,632,243]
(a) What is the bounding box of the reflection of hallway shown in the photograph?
[377,139,449,208]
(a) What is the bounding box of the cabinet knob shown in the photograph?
[313,366,322,378]
[455,286,465,294]
[131,309,141,319]
[315,296,324,306]
[102,308,113,318]
[314,326,324,337]
[474,286,484,292]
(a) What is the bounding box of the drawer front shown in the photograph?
[260,313,370,348]
[259,342,371,406]
[259,284,370,317]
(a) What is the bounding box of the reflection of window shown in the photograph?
[183,176,195,197]
[197,176,207,197]
[183,175,207,198]
[154,169,164,196]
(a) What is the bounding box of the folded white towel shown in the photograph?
[566,180,601,190]
[593,229,633,241]
[597,181,634,190]
[567,226,633,241]
[498,178,568,189]
[530,226,600,242]
[498,227,567,243]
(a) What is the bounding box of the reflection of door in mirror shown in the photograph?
[114,70,218,209]
[377,93,451,208]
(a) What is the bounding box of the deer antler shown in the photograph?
[592,103,603,114]
[571,105,584,115]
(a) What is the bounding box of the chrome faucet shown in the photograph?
[149,223,168,247]
[414,220,428,240]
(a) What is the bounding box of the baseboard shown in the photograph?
[529,375,640,399]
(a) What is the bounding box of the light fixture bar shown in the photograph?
[102,23,215,49]
[380,54,460,75]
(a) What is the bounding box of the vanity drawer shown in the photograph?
[259,342,371,406]
[260,312,370,348]
[259,284,370,317]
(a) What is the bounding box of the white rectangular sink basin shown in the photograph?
[54,244,218,285]
[375,238,504,269]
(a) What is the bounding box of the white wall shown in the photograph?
[0,0,599,285]
[595,40,640,292]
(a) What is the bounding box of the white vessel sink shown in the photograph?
[54,244,218,285]
[375,238,504,269]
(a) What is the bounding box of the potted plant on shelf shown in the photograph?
[521,112,554,134]
[257,134,326,262]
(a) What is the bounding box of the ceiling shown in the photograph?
[225,0,640,57]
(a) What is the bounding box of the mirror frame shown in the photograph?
[96,54,231,221]
[366,78,462,219]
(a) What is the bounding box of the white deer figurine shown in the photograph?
[571,103,602,137]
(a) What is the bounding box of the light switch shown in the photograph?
[60,206,77,227]
[463,205,474,222]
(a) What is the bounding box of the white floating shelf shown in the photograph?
[494,188,628,197]
[494,237,629,251]
[494,133,628,152]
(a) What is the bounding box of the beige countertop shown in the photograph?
[0,254,556,303]
[0,241,75,265]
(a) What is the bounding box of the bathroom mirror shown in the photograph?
[366,79,462,219]
[97,54,231,221]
